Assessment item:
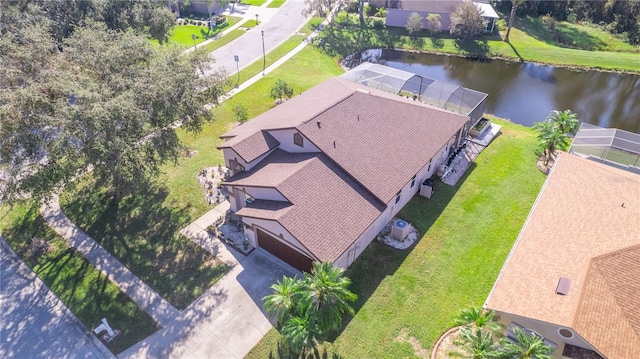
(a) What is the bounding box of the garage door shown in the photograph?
[257,229,314,272]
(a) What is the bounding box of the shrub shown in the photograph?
[345,1,359,14]
[375,7,387,18]
[365,4,378,17]
[373,19,385,29]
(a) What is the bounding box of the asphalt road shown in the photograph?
[0,239,113,359]
[204,0,309,76]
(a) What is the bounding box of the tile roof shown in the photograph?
[485,153,640,359]
[227,149,385,262]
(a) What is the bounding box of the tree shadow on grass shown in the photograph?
[268,340,344,359]
[61,178,231,309]
[454,39,490,57]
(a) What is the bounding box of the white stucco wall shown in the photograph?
[242,186,287,202]
[267,129,320,153]
[495,312,597,355]
[222,147,275,174]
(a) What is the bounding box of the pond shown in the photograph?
[366,50,640,133]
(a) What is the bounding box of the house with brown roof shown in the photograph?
[372,0,499,33]
[485,153,640,359]
[218,77,469,271]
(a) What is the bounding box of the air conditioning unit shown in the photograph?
[391,219,411,241]
[420,178,434,198]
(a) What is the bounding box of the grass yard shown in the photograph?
[267,0,287,8]
[240,19,258,28]
[246,117,547,358]
[240,0,267,6]
[59,177,231,310]
[156,17,242,47]
[199,29,245,53]
[322,13,640,72]
[0,201,159,354]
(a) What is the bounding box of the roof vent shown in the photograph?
[356,88,370,94]
[556,277,571,295]
[317,120,321,128]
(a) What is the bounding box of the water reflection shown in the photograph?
[377,50,640,133]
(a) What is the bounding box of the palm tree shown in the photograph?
[501,327,553,359]
[281,315,322,358]
[546,109,579,135]
[263,276,301,329]
[452,327,504,359]
[454,307,504,336]
[504,0,524,42]
[534,119,567,166]
[301,261,358,334]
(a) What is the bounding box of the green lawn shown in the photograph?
[322,14,640,72]
[246,118,547,358]
[199,29,245,53]
[59,177,231,310]
[267,0,287,8]
[240,0,268,6]
[156,17,242,47]
[240,19,258,28]
[0,201,160,354]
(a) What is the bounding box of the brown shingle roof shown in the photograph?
[228,149,385,262]
[299,89,468,202]
[573,245,640,358]
[236,199,293,221]
[226,130,280,163]
[219,79,469,198]
[485,153,640,359]
[392,0,464,12]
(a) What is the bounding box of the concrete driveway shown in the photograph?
[119,249,298,359]
[0,239,113,359]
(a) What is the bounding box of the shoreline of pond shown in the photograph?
[342,47,640,76]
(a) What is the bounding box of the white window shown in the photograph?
[395,191,401,205]
[410,175,416,188]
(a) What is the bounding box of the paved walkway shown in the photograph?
[0,237,114,359]
[179,201,243,265]
[40,194,181,328]
[120,249,298,359]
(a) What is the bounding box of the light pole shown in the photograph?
[261,30,265,76]
[255,14,259,25]
[234,55,240,87]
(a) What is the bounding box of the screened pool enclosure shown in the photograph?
[340,62,488,127]
[569,123,640,174]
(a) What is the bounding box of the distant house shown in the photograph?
[218,76,471,271]
[372,0,499,33]
[485,152,640,358]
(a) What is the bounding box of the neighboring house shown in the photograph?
[374,0,499,32]
[218,77,470,271]
[484,152,640,358]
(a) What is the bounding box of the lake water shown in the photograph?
[371,50,640,133]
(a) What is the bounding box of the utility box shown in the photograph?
[420,178,434,198]
[391,219,411,241]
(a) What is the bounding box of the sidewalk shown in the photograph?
[40,195,180,328]
[0,237,115,359]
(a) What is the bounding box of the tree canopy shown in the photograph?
[450,2,485,40]
[405,12,424,38]
[0,3,227,203]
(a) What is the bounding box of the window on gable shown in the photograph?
[410,175,416,188]
[428,159,432,172]
[395,191,402,205]
[293,132,304,147]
